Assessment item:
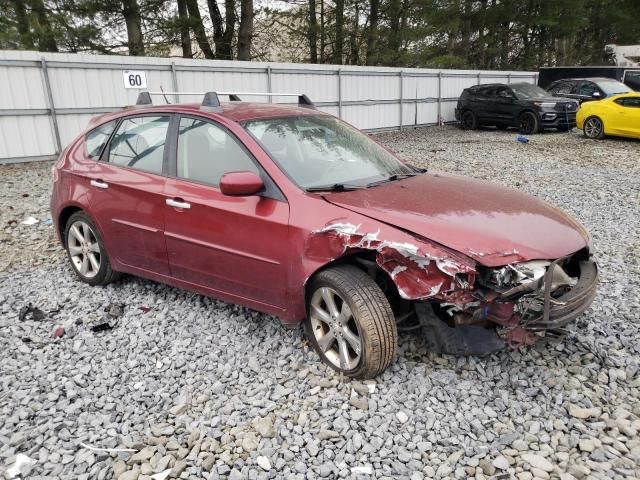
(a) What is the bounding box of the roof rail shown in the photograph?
[135,91,315,110]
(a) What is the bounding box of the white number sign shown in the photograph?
[122,70,147,89]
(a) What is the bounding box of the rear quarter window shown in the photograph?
[85,121,116,160]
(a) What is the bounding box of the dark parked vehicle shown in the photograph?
[539,66,640,92]
[455,82,578,134]
[546,77,633,104]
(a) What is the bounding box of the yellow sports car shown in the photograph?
[576,92,640,140]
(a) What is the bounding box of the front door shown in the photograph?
[88,114,171,275]
[163,115,290,309]
[611,96,640,137]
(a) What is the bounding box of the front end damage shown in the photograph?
[310,222,598,355]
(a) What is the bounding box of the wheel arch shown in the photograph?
[304,251,401,308]
[57,204,84,247]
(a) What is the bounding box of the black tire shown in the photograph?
[518,111,539,134]
[64,211,120,286]
[460,110,478,130]
[305,265,397,379]
[583,116,605,139]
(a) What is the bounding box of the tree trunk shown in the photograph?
[349,1,359,65]
[308,0,318,63]
[122,0,145,55]
[333,0,344,64]
[365,0,379,65]
[186,0,215,58]
[209,0,235,59]
[28,0,58,51]
[11,0,34,49]
[387,0,401,63]
[177,0,193,58]
[320,0,325,62]
[237,0,253,60]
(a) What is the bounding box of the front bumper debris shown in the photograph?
[416,256,598,355]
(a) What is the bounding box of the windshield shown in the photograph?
[244,115,415,189]
[596,79,632,95]
[511,83,550,99]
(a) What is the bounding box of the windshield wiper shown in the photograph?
[306,183,365,192]
[365,171,423,188]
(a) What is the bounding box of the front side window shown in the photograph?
[86,121,115,160]
[245,115,414,190]
[177,117,259,186]
[577,82,598,97]
[108,116,169,174]
[495,86,513,98]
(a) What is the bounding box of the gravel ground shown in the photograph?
[1,126,639,480]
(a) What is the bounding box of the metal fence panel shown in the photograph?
[0,50,536,163]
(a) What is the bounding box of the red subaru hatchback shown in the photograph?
[51,91,598,378]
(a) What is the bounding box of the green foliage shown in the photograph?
[1,0,638,66]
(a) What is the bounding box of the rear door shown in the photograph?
[163,115,290,309]
[549,80,578,101]
[88,114,171,275]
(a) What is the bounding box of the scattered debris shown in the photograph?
[6,454,37,478]
[53,326,65,338]
[91,322,114,333]
[139,306,153,313]
[18,303,46,321]
[42,218,53,226]
[516,135,529,144]
[21,216,39,225]
[151,469,172,480]
[79,442,137,453]
[7,219,18,226]
[21,193,29,197]
[105,303,125,318]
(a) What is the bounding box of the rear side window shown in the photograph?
[85,121,115,160]
[108,116,169,174]
[177,117,259,186]
[615,97,640,107]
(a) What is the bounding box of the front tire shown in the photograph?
[64,211,120,286]
[519,112,539,134]
[460,110,478,130]
[583,116,605,139]
[305,265,397,379]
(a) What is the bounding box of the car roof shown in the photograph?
[89,101,324,129]
[553,77,623,83]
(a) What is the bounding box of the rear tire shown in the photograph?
[305,265,397,379]
[518,112,539,134]
[64,211,120,286]
[583,116,605,139]
[460,110,478,130]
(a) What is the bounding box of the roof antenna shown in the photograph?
[159,86,171,104]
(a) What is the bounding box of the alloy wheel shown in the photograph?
[67,220,101,278]
[309,287,362,371]
[584,117,603,138]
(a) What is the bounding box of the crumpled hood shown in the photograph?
[323,173,588,267]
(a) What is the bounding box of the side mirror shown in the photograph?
[219,171,264,196]
[592,91,602,98]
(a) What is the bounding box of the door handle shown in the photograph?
[166,198,191,210]
[90,179,109,189]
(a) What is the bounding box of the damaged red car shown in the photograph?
[50,91,598,379]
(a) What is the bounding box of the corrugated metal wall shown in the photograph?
[0,50,537,163]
